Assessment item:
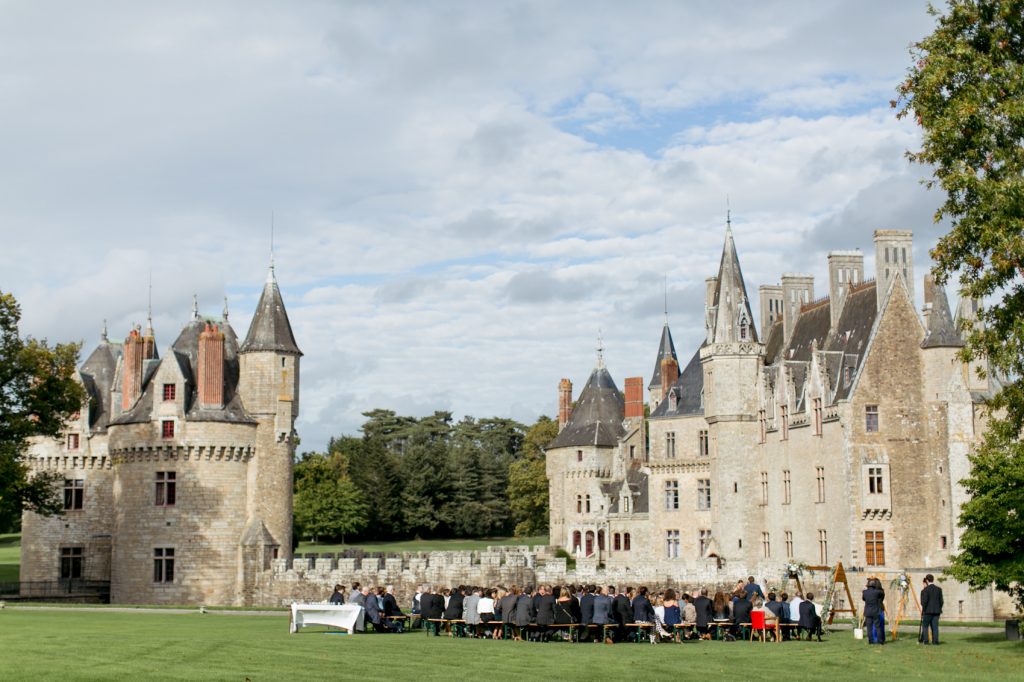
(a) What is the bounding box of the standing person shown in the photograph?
[743,576,766,602]
[329,584,345,605]
[920,574,944,645]
[863,578,885,645]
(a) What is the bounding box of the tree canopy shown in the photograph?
[895,0,1024,610]
[0,291,85,531]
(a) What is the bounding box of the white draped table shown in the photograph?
[290,603,365,634]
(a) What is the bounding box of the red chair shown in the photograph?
[749,610,778,642]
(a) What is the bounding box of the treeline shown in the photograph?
[293,409,558,544]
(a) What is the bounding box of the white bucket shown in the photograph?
[854,627,864,640]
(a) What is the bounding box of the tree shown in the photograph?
[895,0,1024,609]
[0,291,84,530]
[507,416,559,537]
[293,452,369,543]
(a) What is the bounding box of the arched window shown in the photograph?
[623,533,631,551]
[614,533,621,551]
[576,495,582,514]
[585,495,591,513]
[597,530,605,551]
[572,530,581,553]
[585,531,595,556]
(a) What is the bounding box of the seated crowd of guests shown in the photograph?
[329,574,825,642]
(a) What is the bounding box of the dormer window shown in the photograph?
[162,384,176,402]
[668,390,678,411]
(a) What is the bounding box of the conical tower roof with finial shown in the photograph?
[922,280,964,349]
[709,217,758,344]
[548,335,625,449]
[648,322,678,390]
[240,262,302,355]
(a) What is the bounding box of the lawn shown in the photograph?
[298,535,548,554]
[0,609,1021,681]
[0,533,19,582]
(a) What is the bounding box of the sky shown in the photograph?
[0,1,950,452]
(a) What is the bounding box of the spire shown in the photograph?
[101,319,108,342]
[146,270,154,335]
[595,329,605,369]
[648,321,678,390]
[922,280,964,349]
[240,262,302,355]
[709,218,758,344]
[223,296,230,322]
[192,294,199,321]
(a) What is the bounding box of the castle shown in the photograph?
[20,262,300,605]
[546,225,998,617]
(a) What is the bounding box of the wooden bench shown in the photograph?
[624,623,655,643]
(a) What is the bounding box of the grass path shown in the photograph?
[0,609,1020,681]
[0,533,20,582]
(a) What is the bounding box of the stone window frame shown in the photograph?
[60,546,84,580]
[782,470,792,505]
[864,531,885,566]
[666,432,676,459]
[161,419,176,440]
[664,480,679,511]
[66,433,80,450]
[623,533,631,551]
[818,529,828,564]
[780,405,789,440]
[699,529,712,556]
[865,405,879,433]
[63,478,84,511]
[665,529,680,559]
[762,531,771,559]
[784,530,794,559]
[155,471,177,507]
[760,471,769,505]
[697,479,711,510]
[162,383,177,402]
[153,547,175,583]
[867,466,884,494]
[813,398,823,436]
[698,430,709,457]
[815,466,826,504]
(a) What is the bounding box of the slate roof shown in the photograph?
[650,348,704,418]
[79,340,121,431]
[710,224,758,344]
[547,366,625,449]
[922,283,964,349]
[648,323,678,390]
[602,468,650,514]
[112,318,256,425]
[763,282,878,403]
[240,266,302,355]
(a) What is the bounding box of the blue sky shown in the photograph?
[0,1,951,450]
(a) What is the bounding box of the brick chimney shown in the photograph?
[660,356,679,399]
[121,327,144,410]
[198,322,225,409]
[558,378,573,430]
[624,377,644,419]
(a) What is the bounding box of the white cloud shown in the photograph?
[0,1,947,450]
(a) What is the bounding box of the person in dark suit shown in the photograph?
[381,585,404,632]
[534,585,556,641]
[329,584,345,605]
[612,587,632,642]
[421,585,445,636]
[577,585,595,640]
[499,586,519,639]
[632,586,657,643]
[513,587,536,640]
[731,592,753,639]
[693,588,714,639]
[863,578,886,645]
[799,593,822,641]
[919,574,943,645]
[443,586,465,621]
[363,587,384,632]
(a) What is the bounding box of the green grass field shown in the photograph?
[0,609,1020,681]
[0,533,20,582]
[298,535,548,554]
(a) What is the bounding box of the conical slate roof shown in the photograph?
[79,338,121,431]
[648,323,678,389]
[710,223,758,344]
[922,282,964,349]
[547,366,625,449]
[240,265,302,355]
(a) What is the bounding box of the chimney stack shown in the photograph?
[121,328,144,410]
[874,229,914,311]
[624,377,644,419]
[558,378,573,430]
[827,251,864,330]
[781,273,814,344]
[660,356,679,399]
[198,322,225,409]
[758,284,783,339]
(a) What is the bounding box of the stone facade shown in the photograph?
[546,225,1000,620]
[21,264,301,606]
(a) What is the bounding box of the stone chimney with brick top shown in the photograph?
[121,327,144,410]
[198,322,225,409]
[558,378,573,431]
[624,377,644,420]
[660,357,679,399]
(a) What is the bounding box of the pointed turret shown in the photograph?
[708,221,758,344]
[648,323,678,393]
[922,278,964,349]
[240,264,302,356]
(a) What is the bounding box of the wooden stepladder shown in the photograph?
[810,562,859,625]
[889,573,921,641]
